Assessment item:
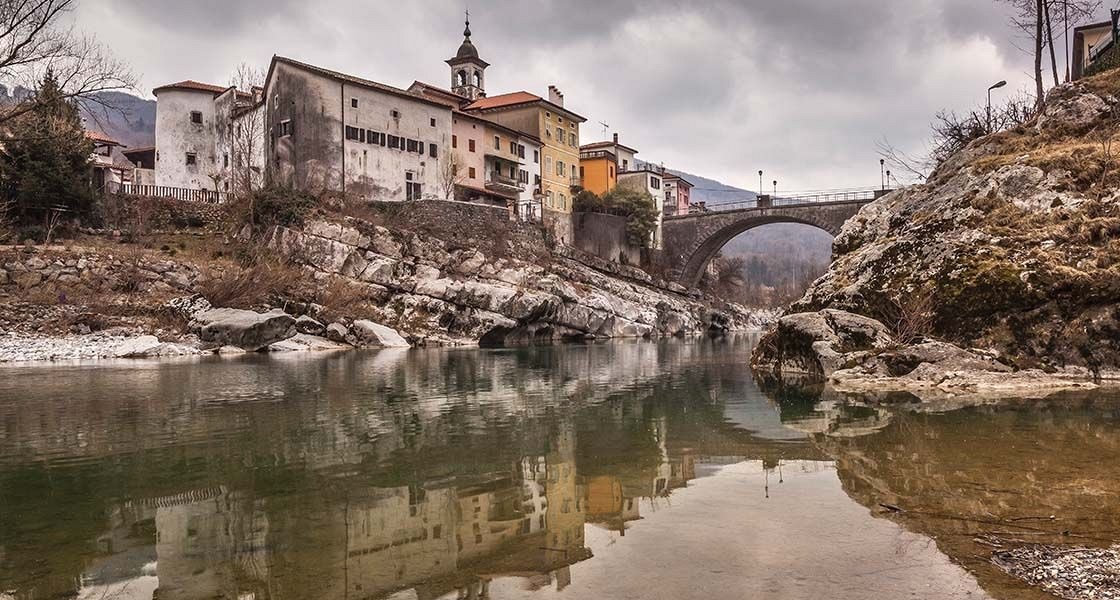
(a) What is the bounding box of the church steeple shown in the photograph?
[447,9,489,101]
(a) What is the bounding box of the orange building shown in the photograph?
[577,147,616,195]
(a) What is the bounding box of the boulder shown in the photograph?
[192,308,296,351]
[268,333,351,352]
[349,320,410,348]
[167,294,213,320]
[751,310,894,377]
[113,335,200,358]
[325,322,349,343]
[295,315,326,335]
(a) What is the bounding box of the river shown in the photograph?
[0,336,1116,600]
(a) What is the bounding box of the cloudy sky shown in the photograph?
[71,0,1103,193]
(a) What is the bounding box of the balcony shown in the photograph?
[485,171,524,196]
[569,176,583,189]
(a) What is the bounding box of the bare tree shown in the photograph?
[1002,0,1101,107]
[0,0,135,126]
[440,151,464,200]
[228,63,265,197]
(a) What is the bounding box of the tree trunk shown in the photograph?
[1045,0,1060,87]
[1035,0,1046,110]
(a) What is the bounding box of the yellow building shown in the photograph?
[463,87,585,216]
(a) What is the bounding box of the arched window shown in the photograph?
[472,70,482,87]
[456,70,467,86]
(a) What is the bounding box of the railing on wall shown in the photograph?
[663,187,892,217]
[107,181,229,204]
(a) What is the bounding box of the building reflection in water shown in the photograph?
[2,340,766,600]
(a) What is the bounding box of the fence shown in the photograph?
[107,182,229,204]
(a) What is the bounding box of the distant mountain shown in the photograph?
[81,91,156,150]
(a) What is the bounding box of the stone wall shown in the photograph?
[363,198,549,260]
[572,212,641,266]
[0,249,200,297]
[541,207,573,246]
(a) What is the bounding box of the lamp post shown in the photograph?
[772,180,777,197]
[758,170,763,195]
[987,80,1007,133]
[880,158,885,191]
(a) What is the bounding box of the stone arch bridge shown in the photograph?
[662,190,889,288]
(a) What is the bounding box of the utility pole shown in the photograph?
[1064,0,1070,83]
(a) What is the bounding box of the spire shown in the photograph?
[464,8,471,39]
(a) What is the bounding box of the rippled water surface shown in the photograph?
[1,337,1117,599]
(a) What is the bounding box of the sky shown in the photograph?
[70,0,1103,192]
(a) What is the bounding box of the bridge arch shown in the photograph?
[660,199,870,288]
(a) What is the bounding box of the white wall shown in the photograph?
[154,89,220,190]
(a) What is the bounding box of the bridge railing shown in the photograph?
[664,187,893,217]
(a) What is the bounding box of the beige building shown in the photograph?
[1072,17,1117,80]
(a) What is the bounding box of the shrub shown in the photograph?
[572,190,604,213]
[197,253,303,308]
[228,184,317,231]
[602,187,660,247]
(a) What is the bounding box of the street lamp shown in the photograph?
[987,80,1007,133]
[758,170,763,195]
[880,158,885,191]
[772,180,777,196]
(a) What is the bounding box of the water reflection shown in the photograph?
[0,338,1116,599]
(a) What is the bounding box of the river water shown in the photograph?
[1,336,1117,600]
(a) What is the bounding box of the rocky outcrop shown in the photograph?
[191,307,297,351]
[753,309,1103,396]
[269,218,767,345]
[348,319,410,348]
[773,74,1120,375]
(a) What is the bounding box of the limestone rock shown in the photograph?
[751,310,894,377]
[192,308,296,351]
[295,315,326,335]
[167,294,213,320]
[268,333,351,352]
[349,320,410,348]
[325,322,349,343]
[113,335,200,358]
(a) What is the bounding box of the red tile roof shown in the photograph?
[463,91,542,111]
[152,80,231,96]
[85,130,123,146]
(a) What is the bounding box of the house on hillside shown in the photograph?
[617,165,666,249]
[662,173,693,217]
[1073,13,1120,80]
[87,130,130,192]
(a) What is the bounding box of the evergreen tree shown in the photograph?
[1,70,94,224]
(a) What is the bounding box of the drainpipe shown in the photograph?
[341,82,346,194]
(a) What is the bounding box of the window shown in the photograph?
[650,176,661,190]
[569,132,576,146]
[546,190,553,206]
[509,164,516,178]
[429,143,437,158]
[405,171,422,200]
[518,144,526,159]
[534,174,541,187]
[544,156,552,174]
[223,153,229,168]
[366,129,376,144]
[430,117,436,127]
[545,129,552,139]
[473,71,481,87]
[556,160,565,176]
[190,111,202,124]
[388,134,399,148]
[185,152,197,166]
[622,159,629,171]
[406,139,418,153]
[391,109,401,119]
[546,112,551,119]
[558,116,563,124]
[559,193,567,210]
[452,135,458,149]
[457,70,467,86]
[280,120,293,137]
[555,126,563,140]
[609,165,615,178]
[468,139,476,152]
[519,169,529,184]
[359,128,366,143]
[468,166,476,179]
[351,98,358,108]
[510,141,517,154]
[494,135,501,150]
[579,166,584,178]
[533,149,539,163]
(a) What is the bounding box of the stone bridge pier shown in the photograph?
[660,200,870,288]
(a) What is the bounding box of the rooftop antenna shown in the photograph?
[598,120,610,137]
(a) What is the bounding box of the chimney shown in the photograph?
[548,85,564,107]
[613,133,619,144]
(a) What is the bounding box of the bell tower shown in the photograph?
[447,10,489,101]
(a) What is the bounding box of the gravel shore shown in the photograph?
[0,331,148,363]
[993,544,1120,600]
